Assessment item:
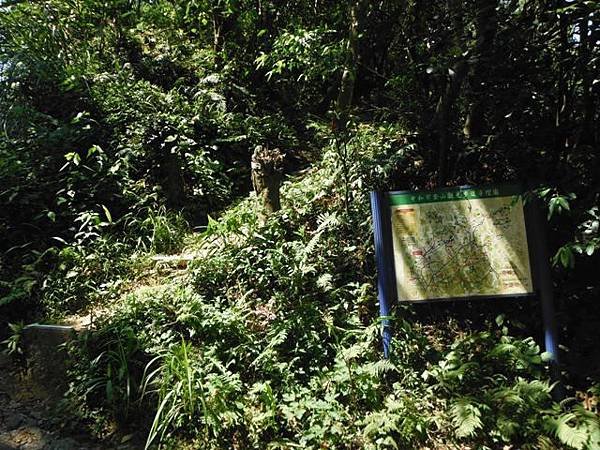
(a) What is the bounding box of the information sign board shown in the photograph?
[371,185,560,380]
[389,185,533,301]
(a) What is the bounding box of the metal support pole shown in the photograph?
[527,198,563,398]
[370,191,396,358]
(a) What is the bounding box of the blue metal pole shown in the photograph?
[370,191,395,358]
[527,197,563,398]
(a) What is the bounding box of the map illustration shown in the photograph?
[389,186,534,301]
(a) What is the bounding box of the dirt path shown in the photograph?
[0,354,138,450]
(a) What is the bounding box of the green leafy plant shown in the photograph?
[67,324,144,424]
[1,321,26,356]
[141,340,243,449]
[139,207,190,255]
[547,405,600,450]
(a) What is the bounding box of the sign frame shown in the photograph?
[370,184,560,376]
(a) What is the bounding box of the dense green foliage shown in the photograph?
[1,0,599,448]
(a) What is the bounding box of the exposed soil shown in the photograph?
[0,354,139,450]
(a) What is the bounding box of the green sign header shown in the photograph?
[389,184,522,206]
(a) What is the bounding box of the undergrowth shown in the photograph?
[58,124,600,449]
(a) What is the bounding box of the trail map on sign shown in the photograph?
[389,186,534,301]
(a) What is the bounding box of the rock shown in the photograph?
[6,426,46,450]
[21,324,76,400]
[0,357,128,450]
[152,253,198,269]
[48,437,79,449]
[0,438,14,450]
[0,353,11,370]
[3,411,24,430]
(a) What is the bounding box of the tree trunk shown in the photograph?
[433,60,468,186]
[161,150,186,209]
[212,0,238,68]
[576,12,595,147]
[335,0,361,132]
[431,0,468,186]
[554,0,571,157]
[463,0,498,139]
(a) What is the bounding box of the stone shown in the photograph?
[2,412,24,430]
[6,426,46,450]
[21,324,76,400]
[48,437,79,450]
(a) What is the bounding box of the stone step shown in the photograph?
[151,253,199,269]
[19,324,76,401]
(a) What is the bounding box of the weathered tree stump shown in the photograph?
[251,146,284,224]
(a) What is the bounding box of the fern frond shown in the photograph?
[536,435,558,450]
[362,410,400,437]
[449,397,483,438]
[550,412,588,450]
[365,359,398,377]
[301,212,340,260]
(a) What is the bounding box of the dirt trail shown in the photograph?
[0,354,137,450]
